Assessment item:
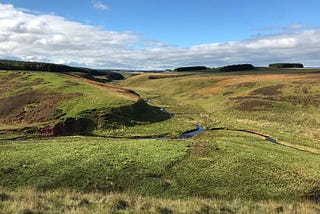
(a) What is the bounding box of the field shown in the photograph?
[1,68,320,213]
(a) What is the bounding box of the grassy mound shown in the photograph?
[0,71,169,138]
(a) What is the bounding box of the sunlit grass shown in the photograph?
[0,188,319,214]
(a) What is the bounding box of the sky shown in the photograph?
[0,0,320,70]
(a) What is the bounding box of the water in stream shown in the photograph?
[179,124,205,139]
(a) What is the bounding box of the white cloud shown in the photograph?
[1,3,320,70]
[91,1,109,11]
[253,24,320,33]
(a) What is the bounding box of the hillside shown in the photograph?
[1,66,320,213]
[0,71,169,139]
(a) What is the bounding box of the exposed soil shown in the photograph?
[232,82,257,88]
[249,84,284,96]
[284,95,320,106]
[0,73,43,96]
[235,99,273,112]
[0,90,82,124]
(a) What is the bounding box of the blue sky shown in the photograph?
[0,0,320,69]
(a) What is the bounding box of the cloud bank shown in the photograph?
[1,3,320,70]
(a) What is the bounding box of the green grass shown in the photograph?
[1,134,320,201]
[1,68,320,212]
[121,71,320,150]
[166,131,320,200]
[30,72,136,118]
[94,115,196,138]
[0,137,189,195]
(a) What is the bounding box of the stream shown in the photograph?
[179,124,205,139]
[159,107,278,143]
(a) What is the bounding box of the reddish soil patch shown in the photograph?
[249,84,284,96]
[284,95,320,106]
[0,90,82,124]
[0,73,43,96]
[235,99,273,112]
[233,82,257,88]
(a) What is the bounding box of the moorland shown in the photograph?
[0,60,320,213]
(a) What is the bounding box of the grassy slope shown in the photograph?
[121,71,320,150]
[0,71,172,139]
[0,137,188,194]
[117,69,320,199]
[0,71,185,139]
[1,68,320,213]
[0,71,135,120]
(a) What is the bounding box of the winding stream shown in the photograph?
[179,123,205,139]
[159,106,278,143]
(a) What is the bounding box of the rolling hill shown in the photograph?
[0,70,169,139]
[1,63,320,213]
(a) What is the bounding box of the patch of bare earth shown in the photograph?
[0,73,43,97]
[284,95,320,106]
[249,84,284,96]
[0,90,82,125]
[234,100,273,112]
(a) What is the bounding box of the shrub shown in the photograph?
[0,193,11,201]
[269,63,304,68]
[156,206,174,214]
[78,198,90,207]
[109,197,129,211]
[220,64,254,72]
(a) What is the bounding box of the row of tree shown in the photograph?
[269,63,304,68]
[174,63,304,72]
[0,59,124,80]
[0,59,87,73]
[174,64,255,72]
